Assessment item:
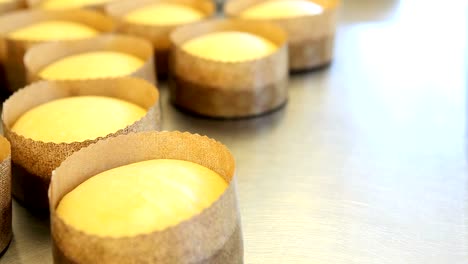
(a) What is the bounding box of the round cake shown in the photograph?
[56,159,227,237]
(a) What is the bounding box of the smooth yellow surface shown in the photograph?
[8,20,98,42]
[39,0,113,9]
[241,0,323,19]
[12,96,146,143]
[124,3,205,26]
[182,31,277,62]
[39,51,144,80]
[56,159,228,237]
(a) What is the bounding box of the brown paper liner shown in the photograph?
[49,131,243,263]
[225,0,340,71]
[169,19,289,118]
[0,9,114,93]
[0,136,11,254]
[25,0,115,12]
[0,0,26,95]
[0,0,25,14]
[24,34,156,85]
[2,77,161,210]
[105,0,216,77]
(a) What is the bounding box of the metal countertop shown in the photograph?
[2,0,467,263]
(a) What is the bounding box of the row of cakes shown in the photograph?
[0,0,339,263]
[1,0,338,74]
[0,78,241,262]
[0,0,339,118]
[1,86,242,263]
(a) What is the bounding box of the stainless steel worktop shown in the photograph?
[2,0,467,263]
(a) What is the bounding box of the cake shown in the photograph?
[170,19,288,118]
[11,96,146,143]
[182,31,277,62]
[107,0,215,77]
[124,2,206,26]
[226,0,338,71]
[56,159,227,237]
[49,131,241,263]
[38,51,145,80]
[240,0,323,19]
[8,20,98,41]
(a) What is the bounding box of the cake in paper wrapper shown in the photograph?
[225,0,339,71]
[169,19,289,118]
[0,9,114,92]
[106,0,215,77]
[2,77,161,210]
[50,131,243,264]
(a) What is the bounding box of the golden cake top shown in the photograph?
[182,31,277,62]
[56,159,228,237]
[12,96,146,143]
[39,51,144,80]
[240,0,323,19]
[8,20,98,41]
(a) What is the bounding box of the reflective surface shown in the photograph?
[2,0,468,263]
